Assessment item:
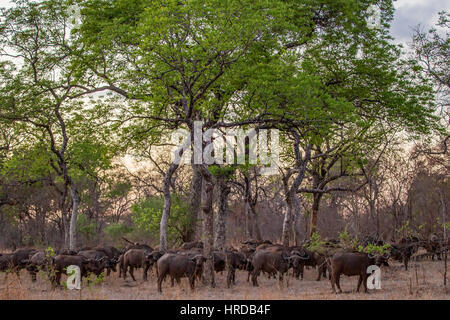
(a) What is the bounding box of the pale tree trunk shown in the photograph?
[282,191,294,246]
[200,171,215,287]
[439,191,447,290]
[189,164,202,241]
[292,194,301,245]
[215,175,230,250]
[243,170,254,240]
[281,142,311,246]
[69,185,80,251]
[160,163,179,252]
[63,214,69,249]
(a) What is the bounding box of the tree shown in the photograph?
[0,0,116,250]
[411,10,449,155]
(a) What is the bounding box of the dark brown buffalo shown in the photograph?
[12,248,37,273]
[122,249,155,281]
[330,252,388,293]
[389,242,416,270]
[93,246,122,260]
[225,250,248,288]
[157,253,207,293]
[78,250,115,276]
[251,250,298,287]
[293,248,328,281]
[425,234,442,260]
[26,251,52,282]
[124,243,153,253]
[50,254,108,287]
[0,253,14,272]
[242,239,272,248]
[56,248,78,255]
[179,241,204,250]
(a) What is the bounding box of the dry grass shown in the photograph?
[1,259,449,300]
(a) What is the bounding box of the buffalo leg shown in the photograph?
[143,264,150,281]
[226,269,233,288]
[336,275,342,293]
[129,266,136,281]
[157,274,165,293]
[357,275,363,292]
[251,270,259,287]
[331,272,336,293]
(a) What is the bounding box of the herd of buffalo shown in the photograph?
[0,235,448,294]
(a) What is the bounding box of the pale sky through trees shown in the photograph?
[0,0,448,45]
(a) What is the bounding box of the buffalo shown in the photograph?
[122,248,155,281]
[225,250,248,288]
[12,248,37,274]
[251,249,301,287]
[26,251,53,282]
[50,254,109,287]
[157,253,207,293]
[329,252,389,293]
[179,241,204,250]
[0,253,14,273]
[78,249,115,276]
[293,248,328,281]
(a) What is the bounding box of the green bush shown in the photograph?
[358,243,391,255]
[306,232,326,253]
[76,213,97,241]
[131,194,190,245]
[104,223,133,243]
[338,229,359,250]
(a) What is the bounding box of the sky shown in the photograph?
[0,0,448,44]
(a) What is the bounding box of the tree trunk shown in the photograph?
[69,185,80,251]
[160,162,179,252]
[309,193,323,238]
[62,213,69,249]
[215,175,230,250]
[292,194,301,245]
[243,200,253,239]
[281,142,311,247]
[201,173,215,287]
[282,191,294,246]
[249,203,262,241]
[188,164,202,241]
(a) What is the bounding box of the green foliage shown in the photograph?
[131,194,190,245]
[397,220,416,238]
[104,223,133,243]
[86,272,105,287]
[338,229,359,250]
[358,243,391,255]
[45,246,56,258]
[306,232,326,253]
[76,213,97,241]
[208,165,236,179]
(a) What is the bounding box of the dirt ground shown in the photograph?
[1,258,449,300]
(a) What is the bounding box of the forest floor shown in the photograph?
[1,257,449,300]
